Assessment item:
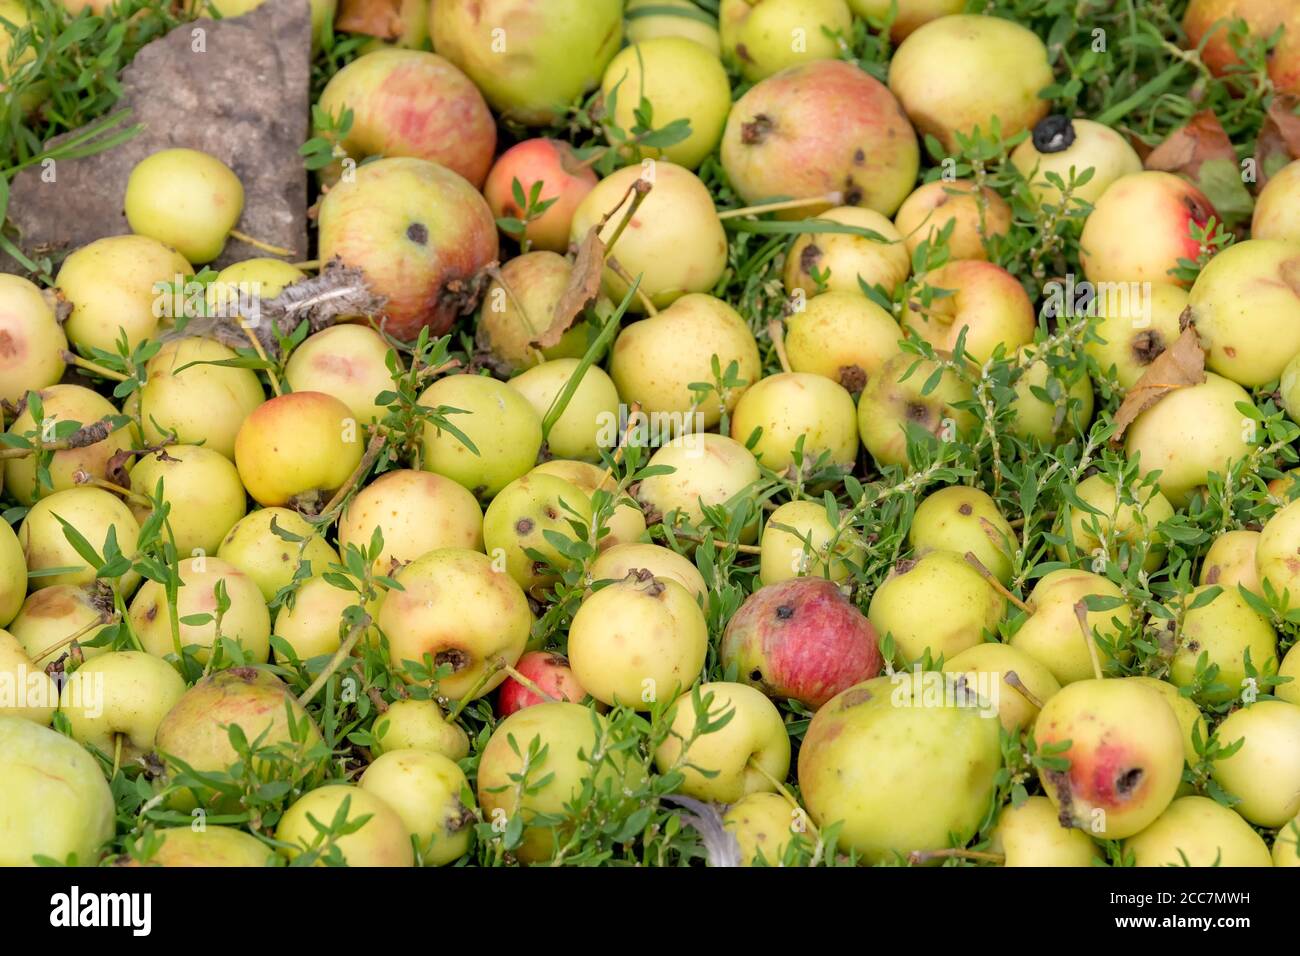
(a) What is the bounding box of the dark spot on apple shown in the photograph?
[838,687,873,710]
[959,503,973,516]
[735,42,752,62]
[1182,192,1211,225]
[895,557,918,574]
[543,506,558,520]
[1224,345,1236,357]
[749,668,763,682]
[531,561,548,577]
[434,648,470,672]
[229,666,259,683]
[145,603,158,621]
[1031,115,1075,153]
[406,223,428,245]
[843,179,863,206]
[1130,329,1165,364]
[776,604,794,620]
[1115,767,1143,797]
[905,401,930,423]
[853,148,865,165]
[1205,566,1220,584]
[1045,768,1075,824]
[800,243,822,274]
[838,365,867,394]
[740,112,772,144]
[1186,640,1200,653]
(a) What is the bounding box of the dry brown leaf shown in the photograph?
[335,0,404,40]
[1144,110,1237,180]
[1256,95,1300,187]
[535,226,605,349]
[1110,324,1206,442]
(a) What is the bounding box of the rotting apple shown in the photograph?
[1057,473,1173,574]
[730,372,859,477]
[379,548,531,698]
[783,206,911,299]
[1125,795,1272,867]
[508,359,620,463]
[568,571,708,709]
[1125,676,1207,767]
[943,643,1062,733]
[626,0,722,54]
[1010,116,1143,208]
[1210,699,1300,827]
[482,472,594,593]
[476,251,592,373]
[129,556,271,664]
[1084,282,1188,391]
[531,460,646,551]
[1183,0,1300,95]
[59,651,186,763]
[1033,678,1185,839]
[1199,529,1261,593]
[317,157,498,342]
[277,784,414,867]
[483,140,598,253]
[0,274,65,407]
[893,179,1012,262]
[758,499,865,585]
[217,507,340,602]
[888,14,1053,153]
[723,792,804,866]
[498,650,590,717]
[8,584,114,669]
[4,384,132,505]
[418,373,543,500]
[372,698,470,760]
[867,550,1005,663]
[719,0,852,81]
[784,291,904,391]
[1008,346,1095,446]
[798,672,1002,864]
[117,826,274,867]
[721,577,881,709]
[124,149,247,265]
[0,629,56,724]
[18,487,141,592]
[1008,569,1134,686]
[1252,158,1300,243]
[127,444,247,557]
[360,749,475,866]
[1170,585,1277,704]
[909,485,1015,585]
[637,434,761,541]
[273,575,374,663]
[990,796,1101,867]
[721,58,919,218]
[856,353,976,470]
[316,48,496,188]
[904,260,1036,362]
[283,324,395,425]
[587,542,707,604]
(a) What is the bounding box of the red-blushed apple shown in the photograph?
[117,826,275,867]
[758,499,865,585]
[372,698,470,760]
[587,542,707,603]
[1252,159,1300,243]
[234,391,364,510]
[4,384,132,505]
[8,584,114,669]
[1124,795,1272,867]
[127,444,247,557]
[943,643,1062,734]
[1169,585,1277,704]
[731,372,860,477]
[431,0,624,126]
[1084,282,1188,391]
[481,472,594,594]
[626,0,721,55]
[18,487,141,592]
[283,324,395,424]
[1008,569,1134,686]
[1209,700,1300,826]
[784,291,905,390]
[1199,529,1261,593]
[277,784,414,867]
[483,140,598,253]
[359,749,475,866]
[1183,0,1300,94]
[317,157,498,341]
[530,460,647,551]
[904,260,1035,361]
[719,0,852,82]
[720,577,882,709]
[0,628,55,724]
[477,251,592,374]
[893,179,1012,262]
[129,556,271,664]
[721,59,919,218]
[217,507,340,602]
[498,650,590,717]
[0,273,66,406]
[856,353,976,470]
[1079,171,1217,288]
[783,206,911,299]
[1010,117,1143,208]
[317,49,495,188]
[59,651,186,763]
[989,795,1101,866]
[637,434,762,541]
[1033,678,1184,839]
[1057,473,1173,574]
[909,485,1015,585]
[888,14,1052,153]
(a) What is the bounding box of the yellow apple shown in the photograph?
[359,749,474,865]
[276,784,414,866]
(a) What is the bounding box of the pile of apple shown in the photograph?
[2,0,1300,869]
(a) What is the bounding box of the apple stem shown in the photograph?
[317,432,387,521]
[716,193,843,220]
[605,257,658,315]
[766,319,793,374]
[1074,599,1105,682]
[1003,670,1045,710]
[227,228,295,258]
[73,473,152,508]
[111,733,123,779]
[62,351,129,382]
[484,264,546,361]
[297,615,371,707]
[745,756,817,835]
[0,414,121,459]
[237,320,283,396]
[907,847,1004,866]
[446,657,507,722]
[291,259,320,271]
[500,662,560,704]
[963,552,1034,614]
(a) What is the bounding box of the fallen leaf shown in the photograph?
[1146,110,1252,223]
[535,226,605,349]
[1110,324,1206,442]
[1256,94,1300,187]
[335,0,405,40]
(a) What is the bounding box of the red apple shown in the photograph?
[497,651,588,717]
[1184,0,1300,94]
[483,139,598,253]
[720,577,882,710]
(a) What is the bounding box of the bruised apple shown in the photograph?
[1169,585,1277,705]
[482,472,593,593]
[8,584,115,669]
[723,792,804,866]
[234,391,364,510]
[477,251,591,374]
[1199,529,1261,594]
[1084,282,1188,391]
[1011,116,1143,208]
[856,354,975,470]
[483,140,598,253]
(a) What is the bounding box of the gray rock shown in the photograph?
[2,0,311,274]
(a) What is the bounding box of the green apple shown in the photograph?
[731,372,859,476]
[482,472,594,593]
[283,324,395,425]
[0,274,66,406]
[942,643,1061,733]
[18,487,141,592]
[909,484,1015,585]
[719,0,852,81]
[140,337,266,460]
[587,542,707,605]
[654,682,790,803]
[568,572,707,709]
[797,672,1001,864]
[0,716,114,865]
[0,628,56,724]
[784,291,904,391]
[1008,346,1094,446]
[1057,473,1173,573]
[234,391,364,510]
[1210,700,1300,827]
[1084,282,1188,391]
[1170,585,1277,704]
[476,251,591,372]
[120,826,274,867]
[508,359,620,463]
[989,795,1100,866]
[784,206,911,299]
[1008,569,1134,685]
[359,749,474,866]
[723,792,804,866]
[277,784,414,866]
[129,556,271,664]
[1011,117,1143,208]
[127,444,247,557]
[371,698,470,760]
[218,507,340,602]
[124,149,245,265]
[1125,676,1207,766]
[904,260,1036,363]
[483,143,600,255]
[1252,158,1300,243]
[8,584,114,669]
[4,384,132,505]
[1124,795,1272,867]
[530,461,647,551]
[893,179,1012,262]
[626,0,721,55]
[637,434,761,540]
[0,519,21,628]
[856,353,976,470]
[759,499,865,585]
[60,651,186,762]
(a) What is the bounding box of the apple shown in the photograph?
[1125,676,1207,766]
[1199,529,1261,593]
[1279,351,1300,424]
[531,461,646,551]
[1210,699,1300,826]
[601,37,731,170]
[798,672,1002,864]
[1278,644,1299,705]
[338,469,484,577]
[758,498,865,585]
[0,628,56,724]
[721,577,882,709]
[498,651,590,718]
[856,353,976,470]
[587,542,707,604]
[1170,585,1277,704]
[283,325,395,425]
[847,0,965,41]
[379,548,531,699]
[418,373,543,499]
[129,556,271,664]
[360,749,474,865]
[118,826,274,867]
[626,0,722,55]
[124,149,248,265]
[1273,814,1299,867]
[217,507,340,602]
[4,384,132,505]
[904,260,1036,362]
[867,550,1005,663]
[482,472,594,593]
[568,162,727,312]
[372,699,469,761]
[1057,473,1173,574]
[909,485,1015,585]
[127,444,247,557]
[719,0,852,81]
[508,360,620,463]
[889,14,1052,153]
[206,258,305,316]
[8,584,114,669]
[636,434,761,540]
[273,574,378,662]
[1183,0,1300,95]
[568,571,707,709]
[989,796,1100,866]
[943,643,1062,733]
[1008,569,1134,685]
[0,716,115,866]
[893,179,1013,262]
[609,294,761,429]
[59,651,186,762]
[1033,678,1185,839]
[317,157,498,342]
[0,274,66,406]
[1123,795,1272,867]
[140,337,266,460]
[783,206,911,299]
[483,140,598,254]
[277,784,414,867]
[19,487,142,592]
[1084,282,1188,391]
[1252,158,1300,243]
[316,49,495,188]
[0,0,41,116]
[730,372,859,477]
[476,251,592,373]
[723,792,804,866]
[154,667,323,810]
[1008,346,1095,446]
[1079,171,1217,288]
[721,59,919,218]
[654,682,790,802]
[784,291,904,391]
[337,0,425,49]
[1011,117,1143,208]
[1125,372,1256,507]
[0,520,21,628]
[1187,239,1300,388]
[431,0,624,126]
[1257,497,1300,613]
